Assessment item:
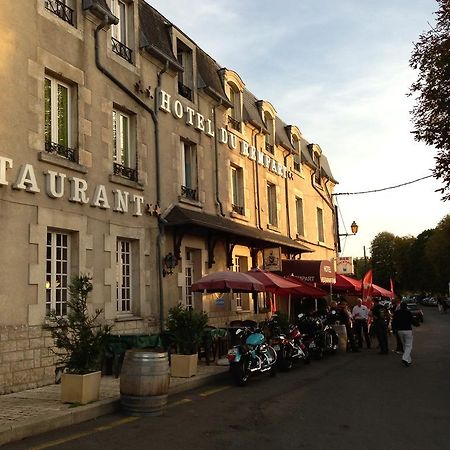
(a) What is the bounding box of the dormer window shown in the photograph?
[264,111,275,155]
[313,151,321,185]
[292,135,301,172]
[111,0,133,63]
[177,40,193,101]
[228,84,241,132]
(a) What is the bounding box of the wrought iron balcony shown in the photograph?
[113,162,138,182]
[45,141,77,162]
[181,185,197,201]
[232,204,244,215]
[178,82,192,101]
[227,115,241,132]
[45,0,75,26]
[111,37,133,64]
[265,142,274,154]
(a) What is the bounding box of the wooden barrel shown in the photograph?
[332,324,348,352]
[120,349,170,416]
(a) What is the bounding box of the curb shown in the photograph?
[0,369,229,447]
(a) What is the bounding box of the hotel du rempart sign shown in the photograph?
[0,89,293,217]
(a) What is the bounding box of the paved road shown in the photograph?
[5,307,450,450]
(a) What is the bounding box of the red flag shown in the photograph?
[362,269,373,303]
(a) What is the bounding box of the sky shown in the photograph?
[148,0,448,257]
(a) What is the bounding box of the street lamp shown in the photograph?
[339,220,358,237]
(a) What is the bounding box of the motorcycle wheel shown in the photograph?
[231,360,250,386]
[314,347,323,360]
[278,348,293,371]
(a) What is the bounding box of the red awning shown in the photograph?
[285,276,328,297]
[331,274,362,293]
[191,271,265,293]
[281,260,336,284]
[245,268,304,295]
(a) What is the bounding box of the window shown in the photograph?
[112,109,137,181]
[111,0,132,63]
[116,239,132,314]
[296,197,305,237]
[313,152,321,185]
[46,231,70,316]
[231,165,244,215]
[227,85,241,132]
[233,256,243,310]
[177,40,193,101]
[293,154,301,173]
[181,141,197,200]
[317,207,324,243]
[45,0,76,26]
[264,112,274,155]
[267,183,278,227]
[44,75,76,161]
[184,251,194,310]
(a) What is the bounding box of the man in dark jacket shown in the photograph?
[392,302,419,367]
[371,298,389,354]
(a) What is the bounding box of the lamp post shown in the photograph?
[339,220,358,237]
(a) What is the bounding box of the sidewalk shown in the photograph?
[0,361,229,446]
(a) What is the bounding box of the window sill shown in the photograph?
[39,151,88,174]
[109,174,144,191]
[267,224,280,233]
[114,315,144,323]
[178,196,203,208]
[230,210,249,222]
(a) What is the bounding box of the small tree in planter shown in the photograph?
[166,304,208,377]
[44,274,112,404]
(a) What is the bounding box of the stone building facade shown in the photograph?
[0,0,338,394]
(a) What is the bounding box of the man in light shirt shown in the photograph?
[352,298,371,349]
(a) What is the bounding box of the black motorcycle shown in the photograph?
[265,315,309,371]
[297,311,338,360]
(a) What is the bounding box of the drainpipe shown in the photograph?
[155,62,169,332]
[94,18,167,332]
[253,129,263,230]
[213,101,225,216]
[283,149,292,239]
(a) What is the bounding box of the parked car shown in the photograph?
[407,303,424,323]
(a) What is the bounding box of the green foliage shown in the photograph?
[369,215,450,296]
[166,304,208,355]
[44,275,112,374]
[409,0,450,200]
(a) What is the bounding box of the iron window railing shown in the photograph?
[45,141,77,162]
[113,162,138,182]
[111,37,133,64]
[232,204,244,215]
[265,142,274,154]
[178,82,192,101]
[45,0,75,26]
[181,185,197,201]
[227,115,241,132]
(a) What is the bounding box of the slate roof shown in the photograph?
[137,0,337,184]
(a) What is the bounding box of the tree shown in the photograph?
[425,214,450,293]
[370,232,396,289]
[409,0,450,200]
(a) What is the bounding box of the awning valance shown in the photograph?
[281,259,336,284]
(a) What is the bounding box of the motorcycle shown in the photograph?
[297,311,338,360]
[265,315,310,371]
[226,326,277,386]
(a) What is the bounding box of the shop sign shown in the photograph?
[263,247,282,271]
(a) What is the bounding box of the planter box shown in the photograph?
[61,371,102,404]
[170,354,198,378]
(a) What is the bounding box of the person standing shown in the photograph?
[352,298,371,349]
[371,298,389,354]
[392,301,419,367]
[337,300,358,352]
[391,298,403,354]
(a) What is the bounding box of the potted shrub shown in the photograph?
[166,304,208,377]
[44,274,112,404]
